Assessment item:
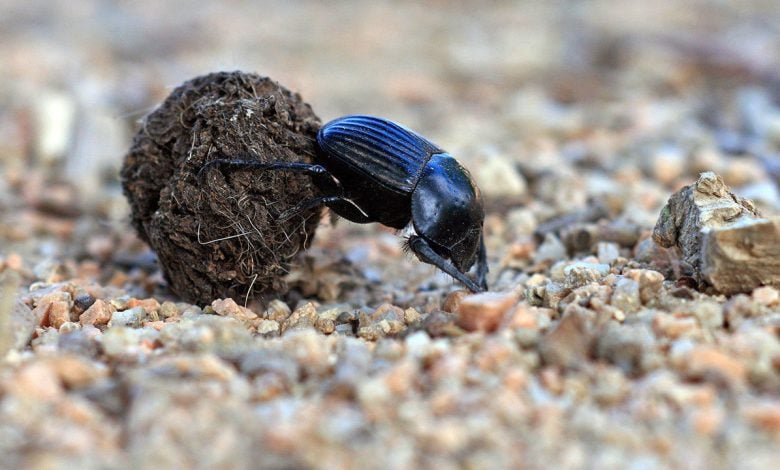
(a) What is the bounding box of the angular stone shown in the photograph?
[700,217,780,295]
[653,171,763,284]
[281,302,317,333]
[79,299,115,326]
[211,298,258,325]
[47,300,72,329]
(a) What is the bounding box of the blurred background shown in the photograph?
[1,3,780,467]
[1,0,779,288]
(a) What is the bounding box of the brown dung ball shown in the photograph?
[121,71,322,304]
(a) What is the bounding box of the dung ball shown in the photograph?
[121,71,322,304]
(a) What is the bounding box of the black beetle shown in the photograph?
[200,115,488,292]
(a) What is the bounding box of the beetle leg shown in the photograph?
[408,236,484,293]
[278,195,370,222]
[475,235,489,291]
[198,158,343,194]
[321,198,374,223]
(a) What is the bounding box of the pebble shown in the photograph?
[7,360,64,402]
[474,153,527,199]
[73,294,96,313]
[48,355,108,389]
[542,281,572,311]
[442,290,469,314]
[678,346,747,389]
[240,350,299,383]
[561,221,642,252]
[743,402,780,433]
[358,318,405,340]
[423,311,458,337]
[456,291,519,332]
[539,308,592,369]
[404,331,433,358]
[6,298,37,351]
[688,300,724,330]
[611,277,641,313]
[316,303,350,322]
[100,327,148,358]
[533,234,567,265]
[595,322,655,375]
[506,208,538,238]
[403,308,421,325]
[109,307,146,328]
[79,299,115,326]
[211,298,259,326]
[32,89,77,163]
[265,299,292,323]
[370,303,406,323]
[160,315,253,356]
[633,237,672,272]
[256,320,280,335]
[751,286,779,306]
[159,301,180,319]
[127,298,161,315]
[652,313,700,340]
[281,302,318,333]
[624,269,665,304]
[31,291,72,327]
[58,321,79,334]
[58,329,101,357]
[597,242,621,265]
[314,318,335,334]
[278,329,332,378]
[47,300,72,329]
[563,262,610,289]
[723,295,762,330]
[648,144,686,185]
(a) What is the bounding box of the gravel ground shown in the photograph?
[1,1,780,469]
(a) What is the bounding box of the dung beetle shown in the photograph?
[200,115,488,292]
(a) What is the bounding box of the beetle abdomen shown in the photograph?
[317,115,441,194]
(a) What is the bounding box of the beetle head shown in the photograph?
[411,154,484,272]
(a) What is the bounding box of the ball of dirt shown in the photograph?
[121,71,322,304]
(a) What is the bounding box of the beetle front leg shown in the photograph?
[198,157,343,194]
[475,235,489,291]
[408,236,484,293]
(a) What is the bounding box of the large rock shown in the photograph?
[700,217,780,295]
[653,172,779,294]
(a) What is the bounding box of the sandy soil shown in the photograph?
[1,1,779,468]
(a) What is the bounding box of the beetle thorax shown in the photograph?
[410,154,484,268]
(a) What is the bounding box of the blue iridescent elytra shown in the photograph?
[200,115,488,292]
[317,115,440,193]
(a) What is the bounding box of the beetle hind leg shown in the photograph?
[277,195,371,222]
